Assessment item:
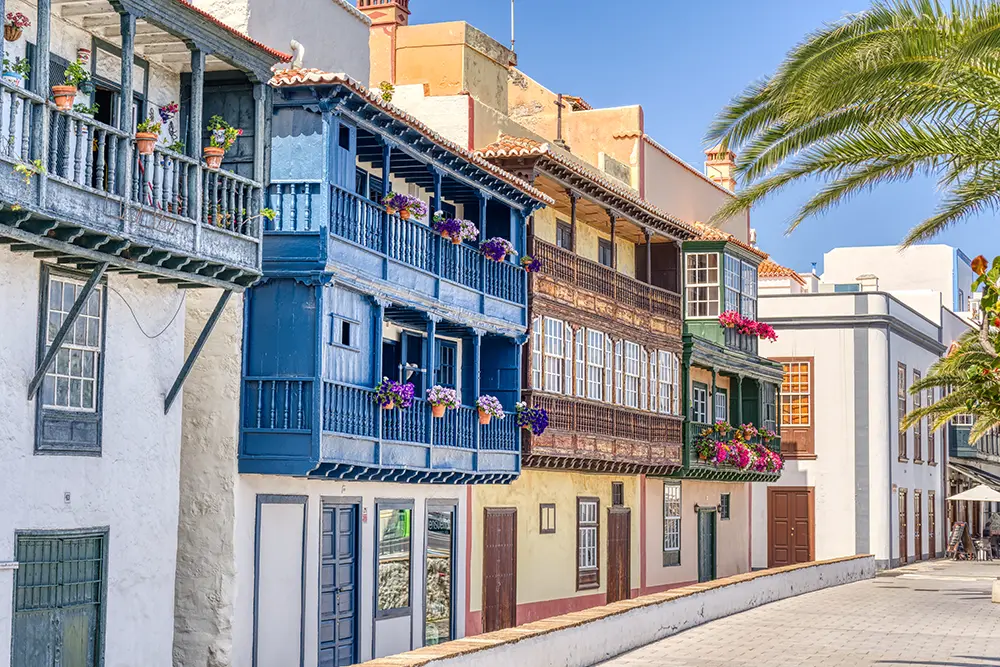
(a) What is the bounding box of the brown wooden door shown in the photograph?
[767,487,814,567]
[928,492,936,557]
[914,490,923,561]
[483,508,517,633]
[898,489,908,565]
[606,508,631,604]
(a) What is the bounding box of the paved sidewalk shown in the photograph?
[597,560,1000,667]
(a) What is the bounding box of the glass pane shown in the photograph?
[56,349,70,375]
[56,377,69,406]
[425,509,454,645]
[377,508,411,612]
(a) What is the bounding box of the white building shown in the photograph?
[752,248,970,570]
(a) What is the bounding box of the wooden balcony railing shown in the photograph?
[532,394,683,444]
[531,237,681,320]
[724,327,759,355]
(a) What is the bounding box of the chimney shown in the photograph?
[704,143,737,191]
[857,274,879,292]
[358,0,411,88]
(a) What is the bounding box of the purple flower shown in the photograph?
[432,217,462,238]
[520,255,541,273]
[515,401,549,435]
[481,237,515,262]
[426,385,458,408]
[375,376,415,409]
[476,394,505,418]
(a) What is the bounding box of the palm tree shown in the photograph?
[707,0,1000,246]
[708,0,1000,441]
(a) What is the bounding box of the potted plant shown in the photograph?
[520,255,541,273]
[426,385,458,418]
[52,59,89,111]
[2,56,29,88]
[481,237,516,263]
[135,115,161,156]
[382,192,427,221]
[515,401,549,435]
[73,102,99,117]
[431,211,462,244]
[4,12,29,42]
[476,394,505,425]
[205,114,242,170]
[374,377,414,410]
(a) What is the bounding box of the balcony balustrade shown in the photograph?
[724,327,759,355]
[267,182,526,306]
[530,237,681,321]
[684,421,782,482]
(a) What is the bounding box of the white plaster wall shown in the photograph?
[232,475,469,667]
[0,248,185,667]
[403,556,875,667]
[822,245,957,309]
[392,85,472,149]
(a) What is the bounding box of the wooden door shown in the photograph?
[898,489,908,565]
[697,510,717,582]
[606,508,631,604]
[767,487,815,567]
[928,492,936,557]
[483,508,517,632]
[914,490,923,561]
[320,503,359,667]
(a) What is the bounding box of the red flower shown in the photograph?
[972,254,988,276]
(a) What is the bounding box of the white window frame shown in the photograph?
[649,351,658,413]
[543,317,564,394]
[692,382,709,424]
[685,252,720,319]
[575,327,586,397]
[724,253,741,313]
[42,275,103,412]
[531,315,542,390]
[604,337,613,403]
[614,339,624,405]
[741,260,758,320]
[714,387,728,423]
[672,355,680,415]
[640,347,649,412]
[563,325,574,396]
[587,329,605,401]
[663,482,681,565]
[577,499,598,572]
[658,351,671,415]
[624,341,640,409]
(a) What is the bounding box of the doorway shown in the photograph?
[319,501,359,667]
[606,508,631,604]
[425,504,456,646]
[767,487,815,567]
[898,488,908,565]
[482,508,517,632]
[697,508,717,583]
[914,490,923,561]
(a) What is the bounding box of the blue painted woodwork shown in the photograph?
[241,79,547,482]
[320,503,359,667]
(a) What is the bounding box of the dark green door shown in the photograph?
[697,510,717,583]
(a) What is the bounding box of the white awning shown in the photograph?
[947,484,1000,502]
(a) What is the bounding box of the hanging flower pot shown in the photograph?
[4,12,30,42]
[478,409,491,425]
[135,132,157,156]
[399,209,411,220]
[451,235,462,245]
[432,404,446,418]
[427,385,457,418]
[476,394,504,426]
[4,24,21,41]
[51,85,76,111]
[382,400,396,411]
[203,146,225,170]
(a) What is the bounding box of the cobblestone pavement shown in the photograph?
[597,560,1000,667]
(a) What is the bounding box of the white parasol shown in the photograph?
[948,484,1000,502]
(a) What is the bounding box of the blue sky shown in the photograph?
[411,0,998,273]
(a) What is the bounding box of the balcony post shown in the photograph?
[734,374,743,425]
[478,191,489,291]
[711,368,717,424]
[426,315,438,448]
[644,227,652,285]
[609,210,617,270]
[568,190,578,252]
[30,0,50,164]
[189,48,206,243]
[116,11,136,202]
[381,140,392,258]
[373,297,387,442]
[430,166,442,285]
[472,329,482,452]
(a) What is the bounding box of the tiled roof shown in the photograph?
[267,70,554,206]
[477,135,697,240]
[689,221,768,259]
[174,0,291,61]
[759,258,807,285]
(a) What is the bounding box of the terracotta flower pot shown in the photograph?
[478,409,491,425]
[382,400,395,411]
[203,146,225,170]
[386,206,397,215]
[399,209,411,220]
[451,236,462,245]
[51,85,76,111]
[135,132,157,156]
[4,25,23,42]
[431,404,446,418]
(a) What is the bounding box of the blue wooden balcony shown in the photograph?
[240,378,520,482]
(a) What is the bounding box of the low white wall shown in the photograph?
[405,556,874,667]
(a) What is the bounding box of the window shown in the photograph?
[435,340,457,388]
[692,382,709,424]
[577,498,599,589]
[714,388,728,423]
[611,482,624,507]
[587,329,606,400]
[604,337,613,403]
[575,328,586,397]
[723,254,757,319]
[42,274,103,412]
[927,387,936,464]
[685,253,719,318]
[673,355,680,415]
[913,369,922,462]
[598,238,613,267]
[780,361,811,426]
[741,260,758,320]
[959,289,965,311]
[539,504,556,534]
[658,351,672,415]
[663,482,681,566]
[898,362,908,460]
[720,493,731,520]
[623,342,640,408]
[376,505,412,616]
[614,340,623,405]
[14,530,108,666]
[648,350,657,412]
[556,221,573,250]
[531,316,543,390]
[544,317,564,393]
[724,254,741,313]
[640,348,649,411]
[763,383,777,432]
[563,326,574,396]
[330,314,360,350]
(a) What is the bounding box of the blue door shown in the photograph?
[320,503,359,667]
